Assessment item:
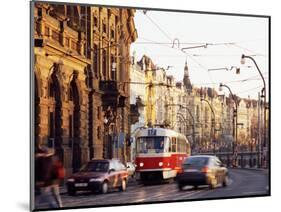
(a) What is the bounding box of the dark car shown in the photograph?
[176,155,228,190]
[66,159,128,195]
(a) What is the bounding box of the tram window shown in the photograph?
[177,137,185,153]
[171,137,176,152]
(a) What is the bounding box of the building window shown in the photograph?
[37,8,42,17]
[97,126,101,139]
[93,44,98,77]
[102,49,107,79]
[97,106,101,120]
[103,22,106,33]
[52,30,60,42]
[111,55,116,80]
[71,40,79,52]
[111,28,114,39]
[93,16,98,28]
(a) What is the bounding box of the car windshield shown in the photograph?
[80,161,109,172]
[183,157,209,167]
[136,136,169,153]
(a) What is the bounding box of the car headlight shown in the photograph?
[89,178,103,182]
[67,178,75,182]
[140,162,144,167]
[159,162,163,167]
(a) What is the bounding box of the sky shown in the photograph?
[130,9,269,100]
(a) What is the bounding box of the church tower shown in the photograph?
[183,60,192,92]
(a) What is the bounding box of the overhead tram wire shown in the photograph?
[137,36,219,88]
[235,85,264,95]
[232,43,266,56]
[134,37,266,46]
[134,41,209,45]
[136,37,266,90]
[143,12,173,42]
[192,73,268,86]
[183,51,217,88]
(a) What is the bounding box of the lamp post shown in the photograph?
[200,98,216,154]
[241,54,267,168]
[219,83,238,166]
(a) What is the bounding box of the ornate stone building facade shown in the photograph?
[33,3,137,175]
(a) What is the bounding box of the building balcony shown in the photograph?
[99,80,118,92]
[99,80,126,109]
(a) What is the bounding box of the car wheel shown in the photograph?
[119,179,127,192]
[178,183,184,191]
[67,189,76,196]
[222,175,228,187]
[101,181,109,194]
[194,185,198,190]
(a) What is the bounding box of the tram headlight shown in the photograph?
[159,162,163,167]
[140,162,144,167]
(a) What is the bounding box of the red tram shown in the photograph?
[135,128,191,182]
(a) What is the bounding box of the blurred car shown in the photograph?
[66,159,128,195]
[126,162,136,177]
[176,155,228,190]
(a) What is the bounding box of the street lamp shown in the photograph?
[241,54,267,168]
[219,83,238,166]
[200,98,216,154]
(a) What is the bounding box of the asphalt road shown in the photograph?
[54,168,269,209]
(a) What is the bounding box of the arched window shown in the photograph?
[48,69,63,161]
[69,77,81,172]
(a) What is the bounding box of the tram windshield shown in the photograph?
[136,136,170,153]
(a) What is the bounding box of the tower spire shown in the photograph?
[183,60,192,92]
[184,59,189,76]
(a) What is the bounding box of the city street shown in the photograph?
[60,168,269,208]
[32,4,270,211]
